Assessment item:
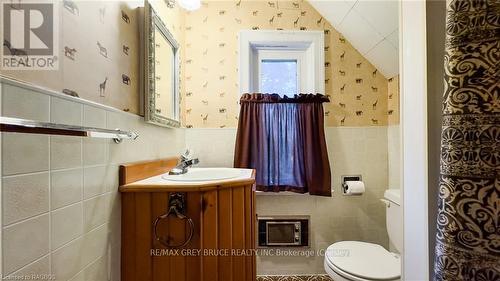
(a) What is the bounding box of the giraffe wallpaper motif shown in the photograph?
[3,0,190,115]
[387,75,400,125]
[1,0,399,127]
[2,0,143,113]
[182,0,398,128]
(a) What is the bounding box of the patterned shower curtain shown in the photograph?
[434,0,500,280]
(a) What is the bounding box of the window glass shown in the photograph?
[260,59,298,96]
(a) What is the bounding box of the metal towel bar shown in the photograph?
[0,116,139,143]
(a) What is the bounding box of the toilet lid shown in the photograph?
[325,241,400,280]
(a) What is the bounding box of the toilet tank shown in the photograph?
[384,189,403,253]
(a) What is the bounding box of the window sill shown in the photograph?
[255,190,309,196]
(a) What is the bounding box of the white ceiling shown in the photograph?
[308,0,399,78]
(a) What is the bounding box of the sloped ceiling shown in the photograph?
[308,0,399,78]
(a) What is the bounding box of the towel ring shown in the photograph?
[153,193,194,248]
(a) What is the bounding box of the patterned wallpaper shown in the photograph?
[387,75,400,125]
[182,0,395,128]
[1,0,181,116]
[1,0,399,127]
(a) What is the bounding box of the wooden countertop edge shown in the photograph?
[119,170,256,193]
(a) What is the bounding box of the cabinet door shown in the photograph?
[122,186,256,281]
[201,190,218,280]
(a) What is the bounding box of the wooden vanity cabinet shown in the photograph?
[119,159,256,281]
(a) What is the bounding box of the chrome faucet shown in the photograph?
[169,149,199,175]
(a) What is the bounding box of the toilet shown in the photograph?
[324,189,402,281]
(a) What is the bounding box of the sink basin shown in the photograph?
[161,168,244,182]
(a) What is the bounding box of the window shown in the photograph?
[239,30,325,95]
[260,59,298,95]
[257,50,306,96]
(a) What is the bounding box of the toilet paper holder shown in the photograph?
[341,175,362,194]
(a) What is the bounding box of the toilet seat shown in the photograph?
[324,258,373,281]
[325,241,400,281]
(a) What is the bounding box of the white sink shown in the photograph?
[161,168,244,182]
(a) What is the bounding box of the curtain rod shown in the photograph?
[0,117,139,144]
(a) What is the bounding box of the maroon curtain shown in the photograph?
[234,93,332,196]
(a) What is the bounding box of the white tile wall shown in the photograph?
[51,236,86,280]
[83,166,109,199]
[50,97,82,126]
[185,128,237,168]
[83,139,107,166]
[1,84,50,122]
[83,105,107,128]
[387,125,401,189]
[51,203,83,249]
[2,134,50,175]
[77,255,108,281]
[2,172,50,225]
[50,136,82,170]
[83,194,109,232]
[3,214,50,274]
[185,126,391,275]
[1,79,186,280]
[8,255,51,280]
[50,168,82,210]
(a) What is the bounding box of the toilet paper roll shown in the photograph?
[344,181,365,195]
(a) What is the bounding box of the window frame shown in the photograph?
[239,30,325,95]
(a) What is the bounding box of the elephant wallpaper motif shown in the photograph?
[2,0,141,113]
[59,0,141,113]
[1,0,399,128]
[182,0,397,128]
[2,0,142,113]
[387,75,399,125]
[2,0,188,115]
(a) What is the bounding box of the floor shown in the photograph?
[257,275,333,281]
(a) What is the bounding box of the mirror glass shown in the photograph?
[143,2,180,128]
